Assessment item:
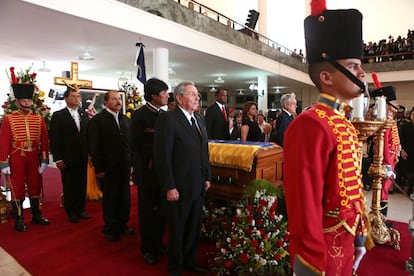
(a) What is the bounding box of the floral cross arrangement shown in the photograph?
[119,82,143,118]
[203,179,290,276]
[2,65,51,127]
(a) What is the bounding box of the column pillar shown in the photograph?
[257,0,268,44]
[152,48,169,85]
[257,74,268,115]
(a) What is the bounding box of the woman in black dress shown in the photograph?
[240,101,261,142]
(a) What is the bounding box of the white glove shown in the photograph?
[38,163,48,174]
[385,165,396,179]
[1,167,11,175]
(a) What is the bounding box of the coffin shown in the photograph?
[207,140,283,201]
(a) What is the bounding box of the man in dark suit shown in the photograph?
[229,112,242,140]
[261,122,276,143]
[49,86,91,223]
[275,92,297,147]
[154,81,211,276]
[88,91,132,242]
[205,88,230,140]
[130,78,169,264]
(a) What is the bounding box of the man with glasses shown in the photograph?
[154,81,211,276]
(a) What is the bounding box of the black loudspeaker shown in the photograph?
[62,71,70,78]
[48,89,55,98]
[246,10,259,29]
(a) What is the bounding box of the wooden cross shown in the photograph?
[54,61,93,88]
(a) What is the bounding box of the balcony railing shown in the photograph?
[174,0,306,63]
[362,52,414,63]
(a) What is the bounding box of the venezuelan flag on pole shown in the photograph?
[135,42,146,87]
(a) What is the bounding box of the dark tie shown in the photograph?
[191,117,201,139]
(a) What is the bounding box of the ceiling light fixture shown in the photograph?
[38,61,51,72]
[79,51,95,60]
[210,86,217,92]
[168,67,176,75]
[214,76,224,84]
[249,83,258,91]
[272,86,285,94]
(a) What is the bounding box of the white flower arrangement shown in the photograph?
[202,179,290,276]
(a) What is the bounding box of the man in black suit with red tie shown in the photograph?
[154,81,211,276]
[49,86,91,223]
[205,88,230,140]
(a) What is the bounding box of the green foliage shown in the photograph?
[119,82,143,118]
[203,179,290,275]
[2,65,51,128]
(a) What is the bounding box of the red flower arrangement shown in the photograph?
[9,66,37,84]
[2,65,51,127]
[119,82,143,118]
[202,179,290,276]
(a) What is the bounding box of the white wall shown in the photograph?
[198,0,414,54]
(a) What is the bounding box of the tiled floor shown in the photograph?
[0,247,30,275]
[364,189,413,223]
[0,190,412,275]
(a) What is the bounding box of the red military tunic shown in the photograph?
[284,94,369,276]
[0,111,49,199]
[381,119,400,200]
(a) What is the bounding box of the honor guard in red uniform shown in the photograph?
[0,83,50,232]
[283,1,369,275]
[371,86,401,217]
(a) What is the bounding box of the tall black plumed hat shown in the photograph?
[12,83,35,100]
[370,72,397,102]
[370,86,396,102]
[304,0,363,64]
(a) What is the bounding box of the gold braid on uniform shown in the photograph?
[315,94,369,237]
[9,113,43,156]
[388,119,401,162]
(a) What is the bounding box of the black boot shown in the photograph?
[11,200,27,232]
[380,201,388,217]
[30,197,49,225]
[380,201,394,227]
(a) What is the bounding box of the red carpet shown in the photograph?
[0,168,213,276]
[356,220,412,276]
[0,168,412,276]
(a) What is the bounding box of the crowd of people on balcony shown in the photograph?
[290,29,414,64]
[362,29,414,63]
